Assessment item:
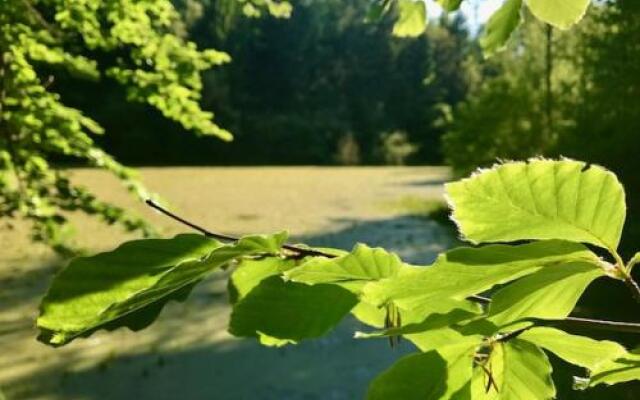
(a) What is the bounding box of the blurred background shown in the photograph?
[1,0,640,398]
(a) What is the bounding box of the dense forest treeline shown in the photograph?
[56,0,640,175]
[57,0,472,165]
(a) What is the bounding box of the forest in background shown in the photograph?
[49,0,640,258]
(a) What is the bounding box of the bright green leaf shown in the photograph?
[588,349,640,387]
[362,240,595,310]
[525,0,590,29]
[393,0,427,37]
[228,256,295,304]
[37,232,288,345]
[437,0,463,12]
[519,327,626,371]
[285,244,402,285]
[487,261,604,328]
[367,340,479,400]
[473,339,556,399]
[229,276,358,343]
[480,0,522,56]
[446,159,626,251]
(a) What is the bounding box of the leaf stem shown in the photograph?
[470,295,640,334]
[608,248,640,304]
[145,199,336,259]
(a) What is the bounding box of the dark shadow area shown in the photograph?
[7,303,415,400]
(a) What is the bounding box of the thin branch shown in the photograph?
[145,199,335,258]
[145,200,640,335]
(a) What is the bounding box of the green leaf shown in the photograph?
[229,276,358,343]
[519,327,626,371]
[367,339,479,400]
[628,252,640,272]
[588,349,640,387]
[366,0,392,22]
[437,0,464,12]
[473,339,555,399]
[480,0,522,56]
[228,256,296,304]
[487,261,604,328]
[355,308,481,345]
[446,159,626,251]
[362,240,595,311]
[285,244,403,285]
[525,0,590,29]
[37,232,288,345]
[393,0,427,37]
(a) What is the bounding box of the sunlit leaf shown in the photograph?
[285,244,402,285]
[362,240,595,310]
[480,0,522,56]
[393,0,427,37]
[519,327,626,371]
[487,261,604,328]
[473,339,555,399]
[525,0,590,29]
[588,349,640,387]
[446,159,626,251]
[228,256,295,304]
[437,0,464,12]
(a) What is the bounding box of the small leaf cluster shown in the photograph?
[368,0,590,55]
[0,0,238,253]
[37,159,640,398]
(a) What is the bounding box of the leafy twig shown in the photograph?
[145,199,335,258]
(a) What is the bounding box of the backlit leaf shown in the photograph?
[393,0,427,37]
[446,159,626,251]
[519,327,626,371]
[480,0,522,56]
[362,240,595,310]
[487,261,604,328]
[285,244,402,285]
[525,0,590,29]
[473,339,555,399]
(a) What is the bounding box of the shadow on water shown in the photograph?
[3,215,454,400]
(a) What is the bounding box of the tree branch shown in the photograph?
[145,200,640,335]
[145,199,335,258]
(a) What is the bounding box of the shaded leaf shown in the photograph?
[487,261,604,328]
[229,276,358,343]
[38,232,288,345]
[446,159,626,251]
[525,0,590,29]
[480,0,522,56]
